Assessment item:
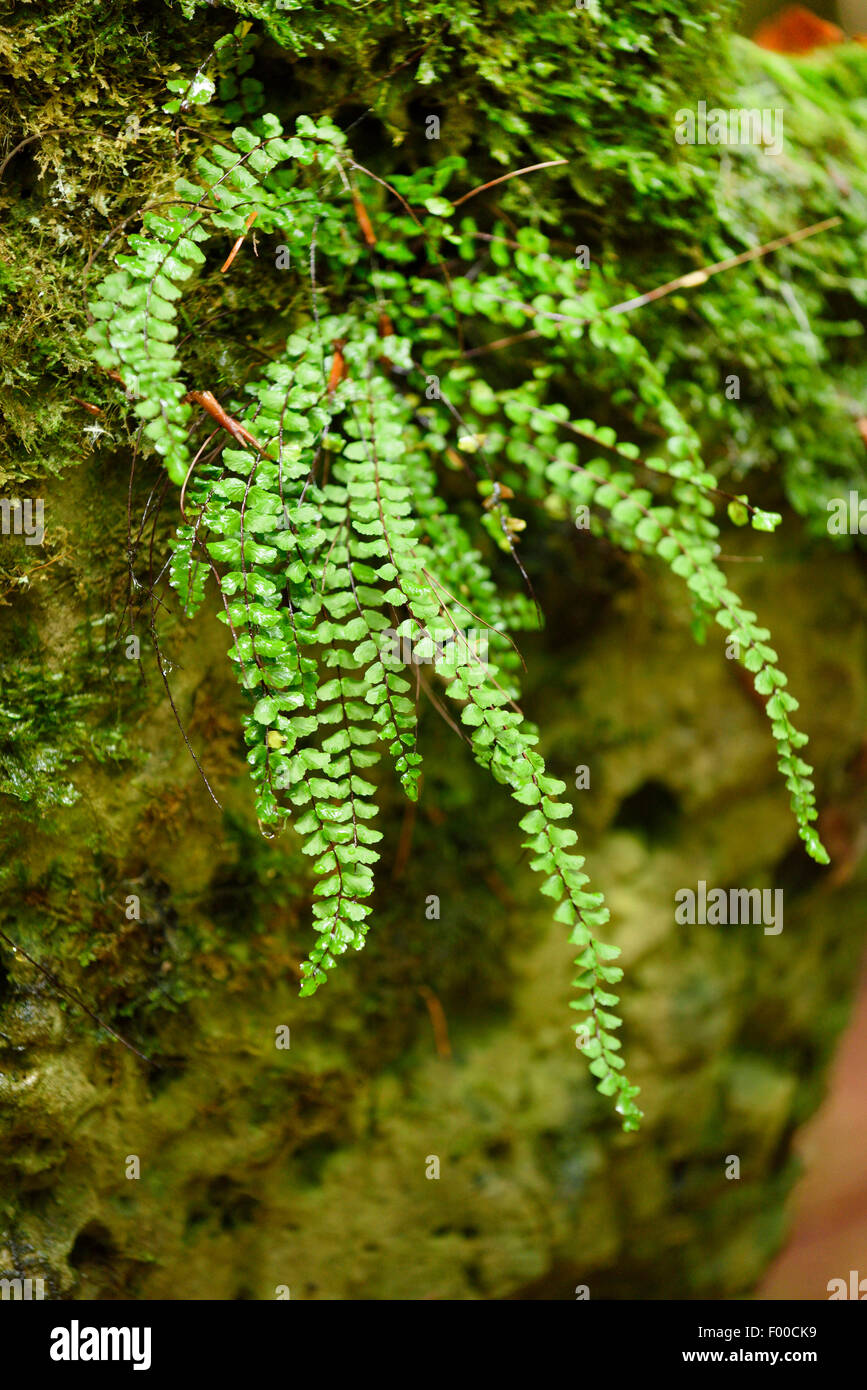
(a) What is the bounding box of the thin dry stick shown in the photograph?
[604,215,842,313]
[462,329,540,360]
[461,217,842,358]
[0,926,156,1065]
[417,667,469,742]
[220,209,258,273]
[452,159,568,208]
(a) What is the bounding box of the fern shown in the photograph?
[86,78,831,1133]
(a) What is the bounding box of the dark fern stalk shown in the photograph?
[86,79,830,1132]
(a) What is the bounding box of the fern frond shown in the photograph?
[86,75,835,1131]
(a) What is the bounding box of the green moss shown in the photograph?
[0,628,138,813]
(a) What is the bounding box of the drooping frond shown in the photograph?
[86,77,832,1132]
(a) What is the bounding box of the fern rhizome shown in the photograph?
[86,74,830,1133]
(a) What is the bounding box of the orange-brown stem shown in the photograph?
[220,210,258,274]
[351,189,377,247]
[184,389,265,453]
[327,340,348,396]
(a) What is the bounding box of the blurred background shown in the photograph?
[758,951,867,1298]
[737,0,867,1303]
